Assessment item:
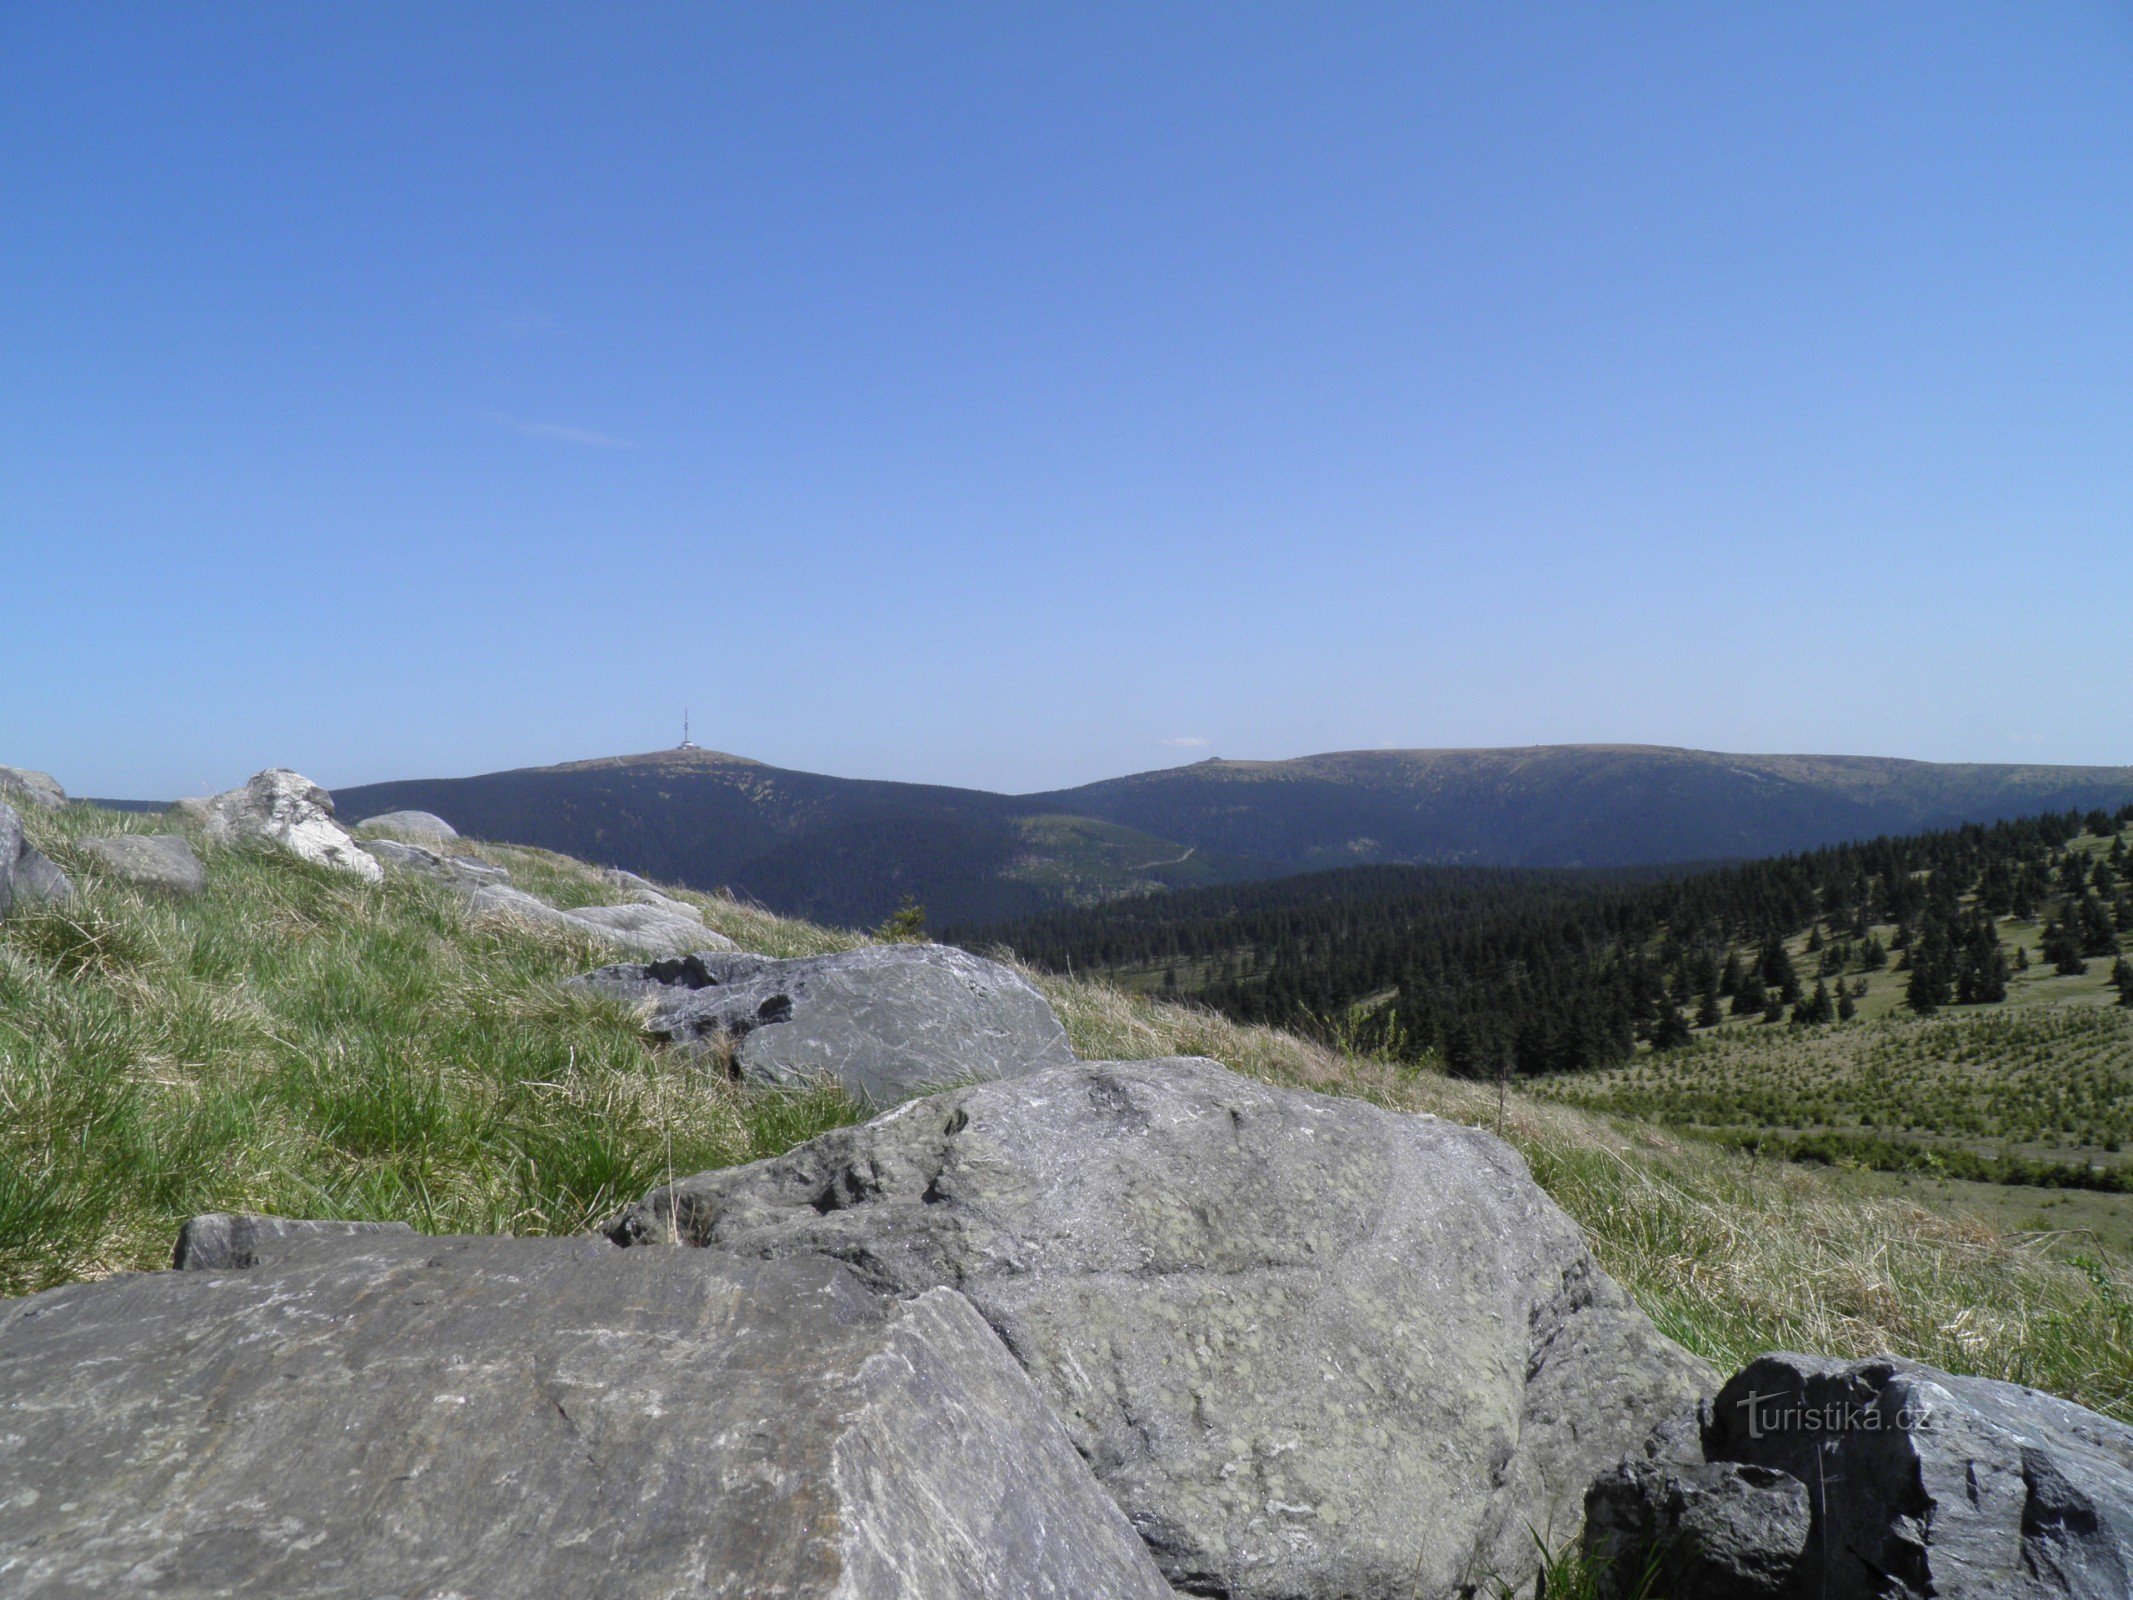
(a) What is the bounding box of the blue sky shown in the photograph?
[5,3,2130,799]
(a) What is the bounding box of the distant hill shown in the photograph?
[330,743,2133,927]
[1035,746,2133,869]
[329,749,1267,928]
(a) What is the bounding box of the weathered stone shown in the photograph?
[460,881,726,957]
[565,900,731,956]
[1585,1352,2133,1599]
[1585,1457,1811,1600]
[0,801,72,917]
[169,794,213,823]
[77,834,207,896]
[578,943,1077,1107]
[171,1211,413,1270]
[0,1227,1174,1600]
[603,866,699,915]
[200,768,383,882]
[609,1055,1713,1600]
[361,836,510,884]
[0,766,65,810]
[355,808,458,842]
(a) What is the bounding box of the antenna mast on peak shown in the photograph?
[678,708,699,751]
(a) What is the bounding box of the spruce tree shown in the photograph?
[1717,950,1742,997]
[1794,979,1835,1025]
[1906,950,1950,1014]
[1837,986,1858,1022]
[1696,989,1723,1029]
[1652,1004,1692,1051]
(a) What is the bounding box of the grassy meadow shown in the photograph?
[4,801,2133,1426]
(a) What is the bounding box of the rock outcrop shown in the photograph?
[355,808,458,841]
[77,833,208,896]
[0,1225,1174,1600]
[0,766,65,810]
[1585,1351,2133,1599]
[200,769,383,882]
[608,1055,1712,1600]
[578,943,1077,1107]
[0,800,72,916]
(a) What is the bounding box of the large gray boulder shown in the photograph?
[608,1056,1713,1600]
[578,943,1076,1107]
[0,800,72,917]
[355,808,458,842]
[200,769,382,883]
[77,833,207,896]
[0,766,65,810]
[0,1226,1175,1600]
[1585,1352,2133,1599]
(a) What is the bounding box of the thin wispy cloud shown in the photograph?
[1163,736,1211,748]
[479,411,640,449]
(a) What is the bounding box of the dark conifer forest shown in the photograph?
[952,806,2133,1079]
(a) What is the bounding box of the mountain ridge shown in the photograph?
[329,743,2133,927]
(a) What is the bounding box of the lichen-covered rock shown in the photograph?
[0,766,65,810]
[609,1055,1713,1600]
[0,800,72,917]
[200,768,382,882]
[1584,1352,2133,1599]
[77,834,207,896]
[355,808,458,842]
[577,943,1076,1107]
[0,1227,1175,1600]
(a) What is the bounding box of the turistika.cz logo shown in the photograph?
[1739,1390,1936,1441]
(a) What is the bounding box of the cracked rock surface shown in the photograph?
[609,1054,1711,1600]
[0,1227,1173,1600]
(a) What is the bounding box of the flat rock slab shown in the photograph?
[0,1228,1174,1600]
[577,943,1077,1107]
[1586,1351,2133,1600]
[0,766,65,810]
[77,834,207,896]
[609,1055,1712,1600]
[201,769,382,883]
[0,801,72,917]
[461,881,727,957]
[355,809,458,842]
